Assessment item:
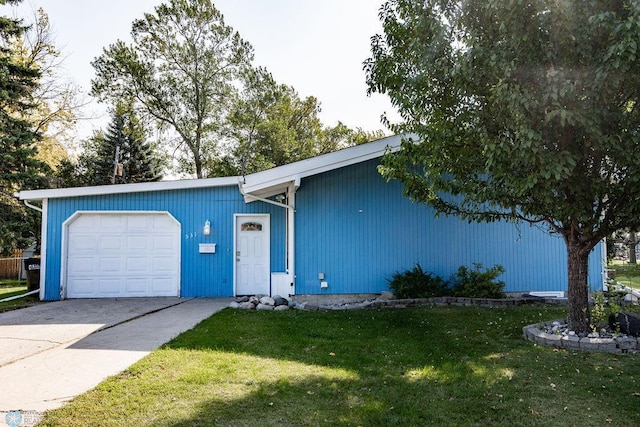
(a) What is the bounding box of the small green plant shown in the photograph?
[387,263,449,299]
[450,263,506,299]
[591,290,621,333]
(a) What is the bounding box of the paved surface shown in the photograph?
[0,297,231,421]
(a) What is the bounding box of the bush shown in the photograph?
[450,263,506,299]
[387,264,449,299]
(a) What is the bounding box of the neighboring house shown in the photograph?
[18,135,604,301]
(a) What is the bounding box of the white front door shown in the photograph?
[235,214,270,296]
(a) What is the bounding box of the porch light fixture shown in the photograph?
[203,220,211,236]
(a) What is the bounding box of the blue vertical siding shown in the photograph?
[43,185,285,300]
[42,157,604,299]
[294,159,603,295]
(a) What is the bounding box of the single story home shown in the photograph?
[18,135,605,301]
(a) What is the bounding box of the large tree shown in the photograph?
[0,0,47,253]
[226,67,387,175]
[11,7,83,170]
[74,103,164,186]
[365,0,640,332]
[91,0,253,179]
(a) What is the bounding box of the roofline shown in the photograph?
[18,176,241,201]
[17,133,417,201]
[241,133,412,195]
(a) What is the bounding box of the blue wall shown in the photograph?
[294,159,603,295]
[42,158,604,299]
[43,186,286,300]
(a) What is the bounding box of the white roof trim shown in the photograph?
[18,134,414,201]
[18,176,240,201]
[241,134,408,195]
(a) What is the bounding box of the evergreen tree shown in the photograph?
[77,103,163,186]
[0,0,48,254]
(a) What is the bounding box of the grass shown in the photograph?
[0,279,39,312]
[608,261,640,289]
[39,305,640,426]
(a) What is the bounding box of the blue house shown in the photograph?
[18,135,604,301]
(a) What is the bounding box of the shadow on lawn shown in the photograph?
[158,306,638,426]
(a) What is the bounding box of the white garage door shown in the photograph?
[65,212,180,298]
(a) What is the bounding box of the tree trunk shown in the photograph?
[566,239,591,333]
[629,231,637,264]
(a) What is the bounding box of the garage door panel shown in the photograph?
[98,257,123,274]
[99,235,123,251]
[127,215,150,230]
[66,213,180,298]
[67,278,95,296]
[68,233,97,253]
[127,235,150,250]
[151,277,177,294]
[101,215,124,231]
[125,277,148,294]
[154,235,177,250]
[67,256,97,274]
[98,278,120,294]
[126,257,150,273]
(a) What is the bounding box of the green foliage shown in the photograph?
[387,263,449,298]
[226,66,387,176]
[450,263,506,299]
[91,0,253,179]
[58,103,164,187]
[365,0,640,332]
[590,291,620,333]
[0,0,49,254]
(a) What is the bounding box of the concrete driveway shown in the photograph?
[0,297,231,421]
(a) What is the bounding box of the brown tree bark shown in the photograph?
[566,238,591,333]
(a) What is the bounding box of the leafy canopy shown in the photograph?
[366,0,640,331]
[91,0,253,179]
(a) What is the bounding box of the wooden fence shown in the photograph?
[0,249,24,279]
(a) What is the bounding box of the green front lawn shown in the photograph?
[608,262,640,289]
[40,305,640,426]
[0,279,39,312]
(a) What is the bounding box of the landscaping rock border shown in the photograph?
[523,319,639,354]
[293,295,565,311]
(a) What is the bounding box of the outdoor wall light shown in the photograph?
[203,220,211,236]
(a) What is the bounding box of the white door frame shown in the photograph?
[61,211,181,299]
[233,213,271,296]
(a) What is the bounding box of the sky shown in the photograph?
[4,0,400,141]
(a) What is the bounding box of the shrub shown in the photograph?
[387,264,449,299]
[450,263,506,299]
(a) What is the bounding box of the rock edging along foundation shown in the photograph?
[523,320,639,354]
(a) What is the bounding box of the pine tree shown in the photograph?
[119,105,163,183]
[0,0,49,254]
[77,103,163,186]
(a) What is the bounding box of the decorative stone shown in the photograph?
[256,303,274,310]
[260,296,275,306]
[616,336,638,351]
[239,302,255,310]
[560,335,581,349]
[249,296,260,305]
[229,301,241,309]
[236,296,250,303]
[273,297,289,307]
[274,305,290,311]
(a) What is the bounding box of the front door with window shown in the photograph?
[235,214,270,295]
